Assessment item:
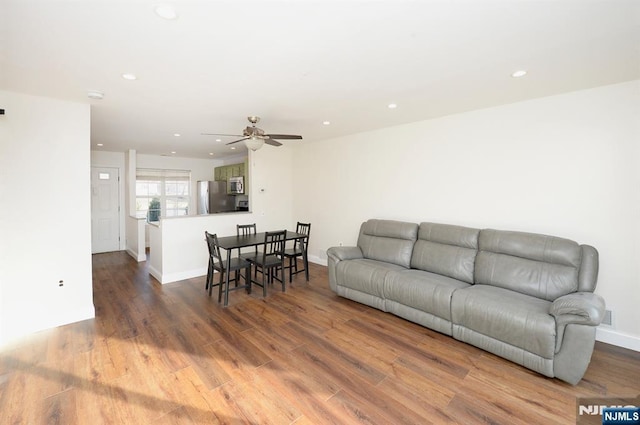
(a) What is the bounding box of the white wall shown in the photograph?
[293,80,640,350]
[0,90,95,346]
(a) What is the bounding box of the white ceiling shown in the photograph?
[2,0,639,159]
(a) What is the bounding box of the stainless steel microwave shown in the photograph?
[228,176,244,194]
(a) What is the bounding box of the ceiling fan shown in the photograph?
[202,116,302,151]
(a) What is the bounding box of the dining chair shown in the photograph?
[283,222,311,283]
[204,231,252,306]
[236,223,258,260]
[237,223,262,279]
[248,230,287,296]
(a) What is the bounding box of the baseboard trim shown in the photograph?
[596,327,640,352]
[308,254,328,267]
[126,248,146,262]
[148,264,163,284]
[0,306,95,349]
[151,267,208,285]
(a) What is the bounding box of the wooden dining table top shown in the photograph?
[215,231,307,250]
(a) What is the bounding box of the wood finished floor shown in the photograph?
[1,251,639,424]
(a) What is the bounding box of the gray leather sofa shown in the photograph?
[327,219,605,385]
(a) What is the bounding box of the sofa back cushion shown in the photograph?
[475,229,582,301]
[411,222,480,284]
[357,219,418,268]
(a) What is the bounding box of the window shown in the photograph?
[136,168,190,221]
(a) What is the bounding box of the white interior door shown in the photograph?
[91,167,120,253]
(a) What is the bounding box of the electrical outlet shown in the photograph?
[602,309,613,326]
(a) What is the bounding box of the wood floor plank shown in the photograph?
[285,321,388,386]
[460,371,575,424]
[376,375,458,424]
[253,357,346,424]
[216,373,301,425]
[326,389,405,425]
[40,389,78,425]
[447,392,535,425]
[290,343,430,424]
[1,251,638,424]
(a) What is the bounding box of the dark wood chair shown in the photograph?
[248,230,287,296]
[284,222,311,283]
[204,231,251,306]
[236,223,258,261]
[237,223,262,279]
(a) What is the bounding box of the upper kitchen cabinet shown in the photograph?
[214,162,245,182]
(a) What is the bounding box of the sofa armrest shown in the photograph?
[326,246,363,292]
[550,292,606,327]
[327,246,363,262]
[551,292,605,354]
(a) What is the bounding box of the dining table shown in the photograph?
[214,230,309,304]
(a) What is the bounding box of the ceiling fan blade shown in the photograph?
[201,133,243,137]
[265,138,283,147]
[226,137,249,145]
[264,134,303,140]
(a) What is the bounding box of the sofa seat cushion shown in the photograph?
[385,269,470,321]
[451,285,556,359]
[336,259,406,298]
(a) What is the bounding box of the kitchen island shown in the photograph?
[147,211,253,284]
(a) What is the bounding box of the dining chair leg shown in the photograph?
[224,269,232,306]
[206,259,212,290]
[303,249,309,282]
[262,267,267,297]
[280,264,286,292]
[215,272,224,302]
[245,266,252,294]
[217,270,223,303]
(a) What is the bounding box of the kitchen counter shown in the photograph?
[147,212,255,284]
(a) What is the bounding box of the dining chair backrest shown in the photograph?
[237,223,258,256]
[205,231,223,269]
[294,222,311,251]
[262,230,287,261]
[237,223,257,237]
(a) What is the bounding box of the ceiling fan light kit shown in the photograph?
[202,116,302,152]
[244,136,264,151]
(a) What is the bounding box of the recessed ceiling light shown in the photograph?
[209,152,214,156]
[322,121,331,125]
[388,103,397,109]
[171,151,176,154]
[173,133,181,137]
[155,4,178,20]
[511,70,527,78]
[97,143,104,147]
[230,147,236,150]
[122,73,137,80]
[215,138,222,142]
[87,90,104,100]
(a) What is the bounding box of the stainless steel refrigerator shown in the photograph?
[197,181,235,214]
